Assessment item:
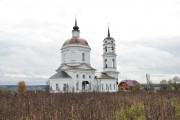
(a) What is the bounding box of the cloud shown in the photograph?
[0,0,180,84]
[115,36,180,83]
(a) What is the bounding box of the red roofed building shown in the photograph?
[118,80,140,91]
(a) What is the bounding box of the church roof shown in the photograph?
[62,37,89,47]
[95,72,116,79]
[49,71,72,79]
[62,18,89,48]
[56,63,96,71]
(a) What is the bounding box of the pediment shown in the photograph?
[56,63,96,71]
[76,63,94,69]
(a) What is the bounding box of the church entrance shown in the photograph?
[82,81,89,92]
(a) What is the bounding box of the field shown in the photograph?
[0,91,180,120]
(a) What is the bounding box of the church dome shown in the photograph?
[62,37,89,47]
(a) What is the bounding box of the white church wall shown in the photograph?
[65,70,95,92]
[61,45,90,65]
[50,79,73,93]
[94,79,118,92]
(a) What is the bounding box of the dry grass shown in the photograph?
[0,91,180,120]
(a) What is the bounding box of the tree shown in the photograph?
[168,76,180,91]
[17,81,26,94]
[132,83,141,91]
[160,80,168,90]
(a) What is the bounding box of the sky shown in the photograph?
[0,0,180,85]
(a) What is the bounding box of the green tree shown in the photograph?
[17,81,26,94]
[160,80,168,90]
[133,83,141,91]
[168,76,180,91]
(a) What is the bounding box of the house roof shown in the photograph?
[49,71,72,79]
[120,80,139,87]
[95,72,116,79]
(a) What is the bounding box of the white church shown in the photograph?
[48,19,119,93]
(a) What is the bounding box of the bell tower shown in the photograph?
[102,26,119,79]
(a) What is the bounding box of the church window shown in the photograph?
[110,84,112,90]
[56,84,59,91]
[89,75,91,79]
[76,74,79,79]
[111,46,114,52]
[112,59,115,68]
[83,74,85,79]
[82,53,85,61]
[106,84,108,90]
[63,84,67,92]
[105,47,107,52]
[105,59,107,68]
[89,83,91,90]
[76,82,79,91]
[102,84,103,90]
[71,52,75,61]
[114,84,116,90]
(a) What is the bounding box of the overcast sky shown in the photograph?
[0,0,180,85]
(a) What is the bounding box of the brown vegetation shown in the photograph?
[0,91,180,120]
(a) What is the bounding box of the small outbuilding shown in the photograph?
[118,80,140,91]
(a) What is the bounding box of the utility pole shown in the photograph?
[146,74,154,91]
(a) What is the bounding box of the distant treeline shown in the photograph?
[0,85,47,92]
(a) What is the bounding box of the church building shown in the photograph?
[48,19,119,93]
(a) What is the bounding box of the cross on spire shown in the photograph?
[108,26,110,37]
[73,18,79,30]
[75,18,77,26]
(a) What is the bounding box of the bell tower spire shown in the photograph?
[102,25,119,79]
[108,26,110,37]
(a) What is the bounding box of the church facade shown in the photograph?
[48,19,119,93]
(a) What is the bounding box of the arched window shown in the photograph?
[76,74,79,79]
[76,82,79,90]
[71,52,75,61]
[56,84,59,91]
[83,74,85,79]
[63,84,67,92]
[111,46,114,52]
[112,59,115,68]
[105,59,107,68]
[89,83,91,90]
[106,84,108,90]
[102,84,103,90]
[64,53,66,62]
[105,47,107,52]
[82,53,85,61]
